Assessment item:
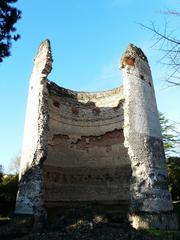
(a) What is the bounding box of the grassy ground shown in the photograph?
[143,230,180,240]
[142,229,180,239]
[0,201,180,240]
[0,203,14,226]
[0,216,11,226]
[174,201,180,224]
[141,201,180,239]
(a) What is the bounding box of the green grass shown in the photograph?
[141,202,180,239]
[0,216,10,220]
[0,215,11,226]
[142,229,178,237]
[174,201,180,224]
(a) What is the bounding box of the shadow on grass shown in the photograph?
[0,202,179,239]
[141,201,180,239]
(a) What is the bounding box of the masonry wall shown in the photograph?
[16,40,177,230]
[43,83,131,205]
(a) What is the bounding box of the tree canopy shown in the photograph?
[159,112,180,157]
[8,154,20,174]
[0,0,21,62]
[0,165,3,183]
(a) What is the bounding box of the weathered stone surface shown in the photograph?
[121,43,178,229]
[45,82,130,203]
[15,39,52,219]
[15,41,177,230]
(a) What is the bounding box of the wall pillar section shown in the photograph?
[15,40,53,219]
[120,44,177,229]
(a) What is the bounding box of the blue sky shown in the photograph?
[0,0,179,171]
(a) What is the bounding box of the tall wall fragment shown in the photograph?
[120,44,177,229]
[15,40,52,218]
[15,40,177,230]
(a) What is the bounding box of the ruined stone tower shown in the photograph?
[15,40,177,229]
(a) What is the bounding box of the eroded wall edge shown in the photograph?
[15,40,53,218]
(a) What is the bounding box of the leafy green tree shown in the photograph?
[0,164,18,214]
[0,0,21,62]
[0,174,18,203]
[159,112,180,200]
[0,165,3,183]
[8,154,20,174]
[159,112,180,157]
[167,157,180,200]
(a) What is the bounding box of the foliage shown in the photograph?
[142,203,180,237]
[159,112,180,157]
[0,0,21,62]
[0,166,18,218]
[167,157,180,201]
[0,165,3,183]
[8,154,20,174]
[142,229,180,239]
[159,113,180,200]
[0,174,18,203]
[174,200,180,225]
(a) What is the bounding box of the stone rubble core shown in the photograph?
[15,40,178,230]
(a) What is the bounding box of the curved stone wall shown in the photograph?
[43,82,131,205]
[16,40,177,230]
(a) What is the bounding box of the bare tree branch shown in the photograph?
[161,10,180,16]
[139,20,180,86]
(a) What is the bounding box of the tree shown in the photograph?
[140,11,180,86]
[0,174,18,203]
[0,0,21,62]
[8,154,20,174]
[167,157,180,200]
[159,113,180,200]
[0,165,3,183]
[159,112,180,157]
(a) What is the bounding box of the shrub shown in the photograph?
[167,157,180,201]
[0,174,18,203]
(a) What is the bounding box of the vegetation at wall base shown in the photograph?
[174,201,180,226]
[0,171,18,222]
[142,229,180,239]
[167,157,180,201]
